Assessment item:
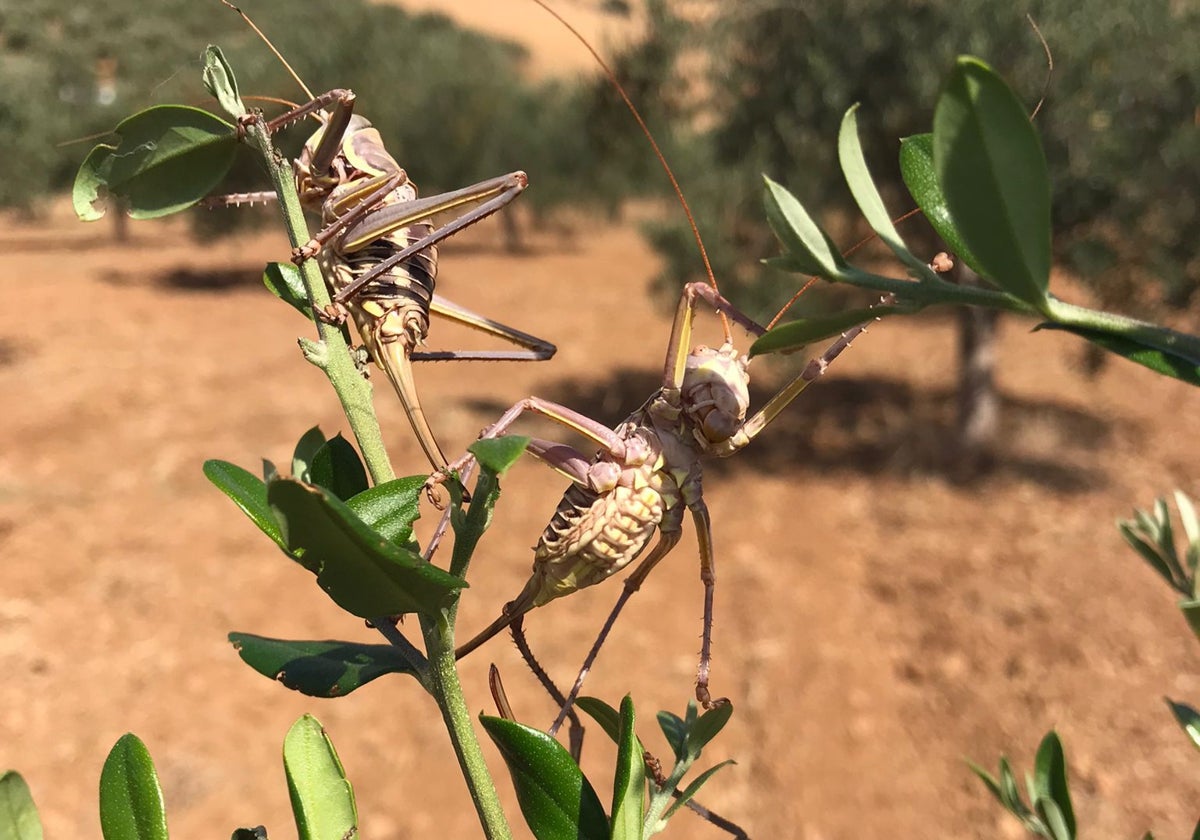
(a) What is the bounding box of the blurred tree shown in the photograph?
[607,0,1199,466]
[4,0,637,246]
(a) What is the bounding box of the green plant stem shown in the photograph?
[422,613,512,840]
[241,117,396,486]
[644,758,691,836]
[839,266,1040,314]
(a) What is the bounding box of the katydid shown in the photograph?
[210,2,552,472]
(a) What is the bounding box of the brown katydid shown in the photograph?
[209,1,552,473]
[417,0,906,728]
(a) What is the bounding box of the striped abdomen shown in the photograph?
[527,477,667,608]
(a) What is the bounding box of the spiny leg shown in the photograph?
[548,525,683,736]
[329,172,529,305]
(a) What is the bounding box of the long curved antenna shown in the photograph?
[530,0,732,341]
[218,0,315,100]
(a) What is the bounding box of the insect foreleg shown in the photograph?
[663,283,767,390]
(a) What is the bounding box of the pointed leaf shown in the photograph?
[263,263,314,320]
[998,758,1025,815]
[267,478,465,618]
[762,176,850,279]
[291,427,328,481]
[98,734,168,840]
[934,58,1050,309]
[662,760,736,821]
[684,702,733,759]
[203,460,287,551]
[656,712,688,760]
[283,715,357,840]
[1037,798,1072,840]
[1033,732,1074,839]
[1175,491,1200,577]
[0,772,42,840]
[310,435,369,501]
[479,716,608,840]
[838,107,934,280]
[967,760,1004,804]
[1119,521,1177,588]
[74,106,237,221]
[1165,698,1200,750]
[575,696,623,744]
[346,476,424,548]
[471,436,530,475]
[751,305,900,357]
[1035,323,1200,387]
[228,633,422,697]
[610,697,645,840]
[202,45,246,119]
[899,133,986,275]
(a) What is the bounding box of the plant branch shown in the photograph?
[240,116,396,486]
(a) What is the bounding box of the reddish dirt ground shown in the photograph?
[3,193,1200,839]
[5,5,1200,837]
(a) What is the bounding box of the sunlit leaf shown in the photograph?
[934,58,1050,310]
[283,716,357,840]
[74,106,236,221]
[98,734,168,840]
[480,716,608,840]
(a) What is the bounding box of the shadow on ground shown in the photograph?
[465,367,1114,493]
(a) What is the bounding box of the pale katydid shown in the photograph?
[209,2,552,473]
[423,0,920,731]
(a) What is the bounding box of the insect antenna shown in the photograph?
[218,0,315,101]
[529,0,733,342]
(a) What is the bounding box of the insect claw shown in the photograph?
[318,302,350,326]
[291,240,322,263]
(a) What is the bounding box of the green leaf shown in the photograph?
[575,696,623,744]
[750,305,901,357]
[1035,323,1200,387]
[470,436,530,475]
[838,107,933,280]
[1180,600,1200,642]
[656,712,687,760]
[480,716,609,840]
[1166,698,1200,750]
[228,633,422,697]
[899,133,986,276]
[74,105,237,222]
[1037,798,1073,840]
[1118,520,1177,588]
[662,760,736,821]
[203,460,287,552]
[0,771,42,840]
[998,758,1024,815]
[98,734,168,840]
[610,697,645,840]
[1033,732,1074,839]
[1175,491,1200,577]
[310,435,369,501]
[263,263,314,320]
[346,477,425,549]
[762,176,850,279]
[267,477,465,618]
[283,715,357,840]
[967,760,1004,804]
[684,702,733,759]
[934,57,1051,310]
[202,46,246,120]
[291,427,328,481]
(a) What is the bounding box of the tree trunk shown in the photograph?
[954,265,999,476]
